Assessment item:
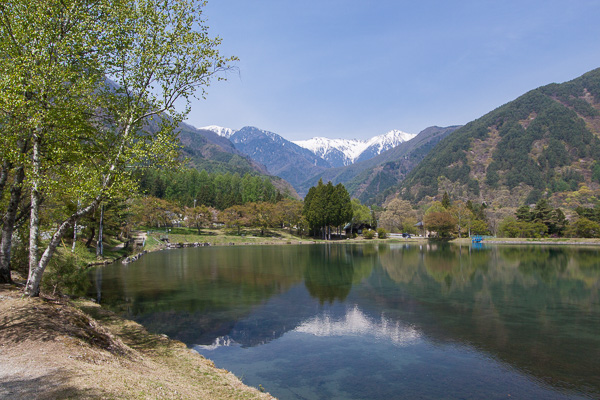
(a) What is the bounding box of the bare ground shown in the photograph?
[0,282,274,400]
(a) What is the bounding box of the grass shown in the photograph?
[0,285,275,399]
[141,226,424,249]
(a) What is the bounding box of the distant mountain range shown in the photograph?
[227,126,330,189]
[173,123,299,198]
[201,126,415,168]
[190,68,600,207]
[196,124,455,198]
[296,126,460,204]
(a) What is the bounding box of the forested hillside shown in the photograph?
[400,68,600,208]
[177,124,270,176]
[138,168,291,210]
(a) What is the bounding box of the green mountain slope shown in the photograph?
[400,67,600,208]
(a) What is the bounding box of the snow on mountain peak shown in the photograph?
[200,125,237,139]
[199,123,415,167]
[364,129,416,153]
[293,129,415,166]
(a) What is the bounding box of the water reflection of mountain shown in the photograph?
[91,244,379,345]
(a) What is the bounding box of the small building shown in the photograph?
[414,221,426,237]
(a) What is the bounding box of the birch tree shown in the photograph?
[0,0,235,294]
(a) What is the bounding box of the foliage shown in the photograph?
[448,200,473,238]
[138,168,281,210]
[41,245,91,297]
[277,199,304,234]
[350,199,371,231]
[512,199,568,236]
[441,191,451,208]
[379,198,417,233]
[362,229,376,239]
[376,228,388,239]
[564,217,600,238]
[303,180,352,239]
[424,211,457,238]
[184,205,213,234]
[498,217,548,238]
[469,219,490,235]
[575,205,600,223]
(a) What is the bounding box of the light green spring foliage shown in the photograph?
[1,0,235,294]
[1,0,235,206]
[351,198,371,226]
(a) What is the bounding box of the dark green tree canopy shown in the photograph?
[303,180,353,238]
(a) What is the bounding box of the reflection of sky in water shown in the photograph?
[294,306,421,346]
[194,304,585,400]
[196,305,421,351]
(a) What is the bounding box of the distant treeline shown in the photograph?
[138,168,282,210]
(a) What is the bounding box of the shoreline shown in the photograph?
[0,284,275,400]
[121,233,600,266]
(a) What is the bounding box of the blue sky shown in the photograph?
[186,0,600,141]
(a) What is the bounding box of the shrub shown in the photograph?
[377,228,388,239]
[363,229,376,239]
[565,217,600,238]
[42,245,91,296]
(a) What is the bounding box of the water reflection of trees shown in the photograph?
[91,246,309,343]
[372,244,600,396]
[303,244,375,304]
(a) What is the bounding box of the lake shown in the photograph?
[89,243,600,399]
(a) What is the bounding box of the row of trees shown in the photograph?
[499,200,600,238]
[376,192,490,238]
[0,0,234,295]
[132,196,305,237]
[138,168,282,209]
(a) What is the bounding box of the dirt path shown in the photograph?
[0,284,274,399]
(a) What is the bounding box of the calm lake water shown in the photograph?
[90,243,600,400]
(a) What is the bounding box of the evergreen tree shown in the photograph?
[516,205,532,221]
[441,191,451,209]
[303,180,352,239]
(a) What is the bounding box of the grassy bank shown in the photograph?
[0,284,274,400]
[142,227,426,251]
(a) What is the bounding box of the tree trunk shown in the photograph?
[0,166,25,284]
[0,161,9,204]
[85,226,96,248]
[96,205,104,257]
[26,135,42,295]
[25,198,100,296]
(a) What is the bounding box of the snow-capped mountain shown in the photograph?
[229,126,330,188]
[200,125,237,139]
[200,125,415,169]
[293,129,416,168]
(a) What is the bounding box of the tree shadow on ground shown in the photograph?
[0,370,104,400]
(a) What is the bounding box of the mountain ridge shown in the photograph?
[399,67,600,208]
[201,125,416,168]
